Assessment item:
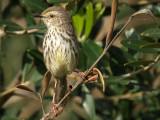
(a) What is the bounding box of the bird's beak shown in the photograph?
[32,15,45,18]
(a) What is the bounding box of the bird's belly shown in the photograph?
[44,39,76,78]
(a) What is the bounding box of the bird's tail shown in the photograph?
[53,75,67,107]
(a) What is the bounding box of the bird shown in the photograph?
[33,6,79,112]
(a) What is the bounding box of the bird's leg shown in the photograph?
[52,78,65,118]
[52,78,58,116]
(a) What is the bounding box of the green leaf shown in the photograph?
[27,49,43,62]
[47,0,69,4]
[0,20,23,31]
[124,60,154,67]
[84,2,93,39]
[116,6,135,20]
[105,76,128,84]
[22,63,32,81]
[82,85,95,120]
[72,8,84,36]
[29,68,43,82]
[21,0,48,13]
[141,28,160,39]
[78,48,87,71]
[83,40,103,67]
[1,116,18,120]
[94,2,105,22]
[24,25,46,30]
[140,43,160,48]
[121,39,160,53]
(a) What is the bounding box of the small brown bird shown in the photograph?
[34,6,79,110]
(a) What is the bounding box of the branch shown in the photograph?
[41,5,158,120]
[6,28,41,35]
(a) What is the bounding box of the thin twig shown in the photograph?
[41,5,158,120]
[6,29,41,35]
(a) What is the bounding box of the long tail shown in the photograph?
[53,75,67,107]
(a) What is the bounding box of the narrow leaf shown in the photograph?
[17,84,35,93]
[29,68,43,83]
[47,0,69,4]
[141,28,160,39]
[124,60,154,67]
[72,8,84,36]
[140,43,160,48]
[94,2,105,21]
[84,2,93,39]
[82,85,95,120]
[42,71,51,98]
[121,39,160,53]
[0,20,23,31]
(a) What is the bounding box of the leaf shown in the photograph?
[124,60,154,67]
[78,48,87,71]
[72,8,84,36]
[22,63,32,81]
[140,43,160,48]
[105,76,129,84]
[27,49,43,62]
[84,2,93,39]
[0,20,23,31]
[65,0,78,11]
[1,116,18,120]
[121,39,160,53]
[82,85,95,120]
[94,2,105,22]
[42,71,51,98]
[24,25,46,30]
[16,85,35,93]
[83,40,103,67]
[47,0,69,4]
[29,68,43,83]
[116,6,135,20]
[21,0,48,13]
[141,28,160,39]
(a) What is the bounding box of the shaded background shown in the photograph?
[1,0,160,120]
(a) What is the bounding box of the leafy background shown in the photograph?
[0,0,160,120]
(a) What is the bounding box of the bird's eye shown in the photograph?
[50,14,54,18]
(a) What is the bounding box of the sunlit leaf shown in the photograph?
[72,8,84,36]
[141,28,160,39]
[84,2,93,39]
[124,60,154,67]
[94,2,105,22]
[82,85,95,120]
